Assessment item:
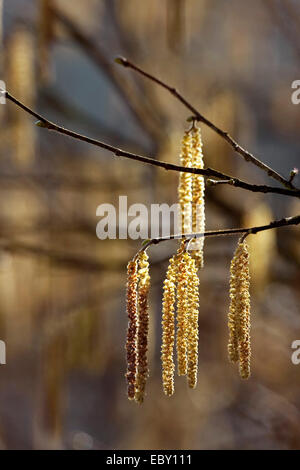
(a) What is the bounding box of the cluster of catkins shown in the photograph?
[125,126,251,403]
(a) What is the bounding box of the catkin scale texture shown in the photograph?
[228,240,251,379]
[178,132,193,235]
[191,126,205,268]
[228,254,240,363]
[135,252,150,404]
[186,256,200,388]
[161,256,177,396]
[176,250,190,376]
[126,260,138,400]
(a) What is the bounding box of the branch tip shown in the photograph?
[289,167,299,183]
[114,56,129,67]
[35,120,48,128]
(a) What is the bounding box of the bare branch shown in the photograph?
[115,57,297,190]
[139,215,300,252]
[3,90,300,199]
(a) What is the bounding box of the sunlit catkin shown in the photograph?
[135,252,150,404]
[178,131,193,235]
[228,239,251,379]
[126,259,138,400]
[228,251,240,363]
[161,255,177,396]
[176,246,190,376]
[186,256,200,388]
[191,126,205,268]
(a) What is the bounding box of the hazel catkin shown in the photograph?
[125,259,138,400]
[135,252,151,404]
[178,131,193,236]
[228,239,251,379]
[190,126,205,269]
[186,255,200,388]
[161,255,177,396]
[176,249,191,376]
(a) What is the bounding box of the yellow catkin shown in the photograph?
[161,255,177,396]
[135,252,151,404]
[176,245,190,376]
[178,131,193,235]
[186,256,200,388]
[191,126,205,269]
[228,239,251,379]
[125,259,138,400]
[236,241,251,379]
[228,251,240,363]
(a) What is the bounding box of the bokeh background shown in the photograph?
[0,0,299,450]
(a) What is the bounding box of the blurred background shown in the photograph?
[0,0,299,450]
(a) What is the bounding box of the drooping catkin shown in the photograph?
[178,131,193,235]
[191,126,205,268]
[228,239,251,379]
[186,256,200,388]
[126,259,138,400]
[135,252,150,404]
[176,246,190,376]
[161,255,177,396]
[228,252,240,363]
[236,241,251,379]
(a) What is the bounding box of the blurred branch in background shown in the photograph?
[48,3,165,150]
[264,0,300,62]
[166,0,186,53]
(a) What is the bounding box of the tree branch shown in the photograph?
[2,89,300,199]
[139,215,300,252]
[115,57,297,190]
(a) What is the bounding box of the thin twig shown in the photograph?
[2,90,300,199]
[138,215,300,252]
[115,57,297,190]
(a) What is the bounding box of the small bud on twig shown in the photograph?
[289,168,299,183]
[114,56,129,67]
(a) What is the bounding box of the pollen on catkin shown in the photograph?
[176,245,191,376]
[178,131,193,235]
[228,252,240,363]
[186,256,200,388]
[135,252,151,404]
[228,239,251,379]
[191,126,205,269]
[125,259,139,400]
[161,255,177,396]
